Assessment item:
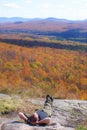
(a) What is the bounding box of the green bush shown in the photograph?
[0,99,16,115]
[76,126,87,130]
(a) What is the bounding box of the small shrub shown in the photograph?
[76,126,87,130]
[0,99,16,115]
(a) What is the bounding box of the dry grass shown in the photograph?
[0,96,43,118]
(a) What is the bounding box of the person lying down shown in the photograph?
[18,95,54,126]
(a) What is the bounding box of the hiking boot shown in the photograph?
[45,95,54,106]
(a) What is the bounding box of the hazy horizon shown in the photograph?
[0,16,87,20]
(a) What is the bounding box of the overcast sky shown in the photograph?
[0,0,87,20]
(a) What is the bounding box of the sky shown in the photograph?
[0,0,87,20]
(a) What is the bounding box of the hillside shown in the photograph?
[0,17,87,99]
[0,40,87,99]
[0,18,87,42]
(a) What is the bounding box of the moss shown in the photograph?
[0,99,16,115]
[76,126,87,130]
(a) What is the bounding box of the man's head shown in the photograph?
[29,113,38,122]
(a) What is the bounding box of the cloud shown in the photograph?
[3,2,20,8]
[42,3,49,9]
[25,0,32,4]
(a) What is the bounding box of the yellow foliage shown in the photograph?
[80,78,87,85]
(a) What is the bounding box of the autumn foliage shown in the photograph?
[0,39,87,99]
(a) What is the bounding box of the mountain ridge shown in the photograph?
[0,17,87,23]
[0,17,87,43]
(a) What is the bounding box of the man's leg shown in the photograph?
[42,95,54,117]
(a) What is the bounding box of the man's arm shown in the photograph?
[38,117,51,125]
[37,117,51,125]
[30,117,51,125]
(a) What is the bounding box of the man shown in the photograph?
[18,95,54,125]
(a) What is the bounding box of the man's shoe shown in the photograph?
[45,95,54,106]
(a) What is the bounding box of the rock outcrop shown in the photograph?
[0,99,87,130]
[0,94,11,99]
[1,122,75,130]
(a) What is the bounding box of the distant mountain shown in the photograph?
[0,17,31,23]
[0,17,87,42]
[0,17,87,23]
[0,17,87,31]
[44,17,72,22]
[0,17,86,23]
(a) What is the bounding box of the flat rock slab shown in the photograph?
[52,100,87,128]
[27,99,87,128]
[0,99,87,130]
[0,94,11,99]
[1,122,75,130]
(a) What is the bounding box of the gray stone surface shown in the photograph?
[0,99,87,130]
[1,122,75,130]
[52,100,87,128]
[0,94,11,99]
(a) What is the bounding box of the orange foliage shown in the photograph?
[0,41,87,99]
